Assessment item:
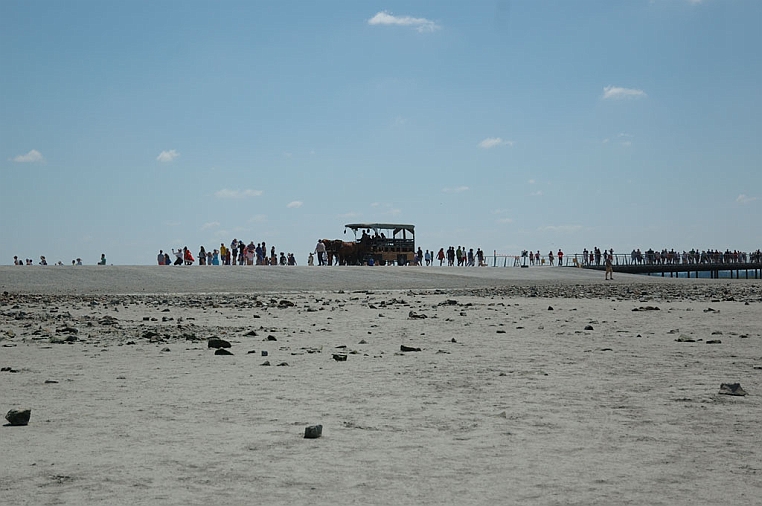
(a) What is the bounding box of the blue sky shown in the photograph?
[1,0,760,265]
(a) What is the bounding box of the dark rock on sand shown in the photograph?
[400,345,422,352]
[208,338,232,349]
[5,408,31,426]
[214,348,233,356]
[333,354,347,361]
[584,325,594,331]
[719,383,747,396]
[706,340,722,345]
[304,424,323,439]
[261,360,271,366]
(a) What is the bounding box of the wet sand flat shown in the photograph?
[1,267,761,505]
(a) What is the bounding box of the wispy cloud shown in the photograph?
[442,186,469,193]
[602,86,647,100]
[530,191,543,197]
[156,149,179,162]
[201,221,220,231]
[736,194,757,204]
[12,149,44,163]
[368,11,440,33]
[287,201,303,209]
[215,189,263,199]
[538,225,582,233]
[497,217,514,224]
[478,137,513,149]
[249,214,267,223]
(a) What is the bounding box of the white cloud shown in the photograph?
[214,189,263,199]
[538,225,583,233]
[497,217,514,224]
[478,137,513,149]
[156,149,179,162]
[13,149,44,163]
[528,179,536,184]
[287,201,303,209]
[602,86,647,100]
[368,11,440,33]
[201,221,220,230]
[530,191,543,197]
[442,186,469,193]
[736,194,757,204]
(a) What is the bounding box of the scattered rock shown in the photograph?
[276,362,289,366]
[584,325,594,331]
[261,351,268,357]
[208,338,231,349]
[547,306,553,311]
[496,330,506,334]
[243,330,257,337]
[333,354,347,361]
[676,336,696,342]
[44,380,58,384]
[408,311,427,319]
[247,350,257,354]
[304,424,323,439]
[267,335,277,341]
[161,347,171,352]
[214,348,233,356]
[260,360,271,366]
[400,345,422,352]
[719,383,747,396]
[5,408,31,426]
[706,340,722,345]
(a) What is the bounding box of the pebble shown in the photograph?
[304,424,323,439]
[5,408,31,426]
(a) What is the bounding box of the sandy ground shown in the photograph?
[1,266,761,505]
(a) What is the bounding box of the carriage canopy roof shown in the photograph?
[344,223,415,236]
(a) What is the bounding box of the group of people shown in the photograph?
[526,249,567,266]
[12,254,107,266]
[157,240,297,266]
[628,248,760,265]
[430,247,487,267]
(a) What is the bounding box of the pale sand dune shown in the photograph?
[1,267,761,505]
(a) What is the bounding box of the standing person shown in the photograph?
[548,250,554,266]
[315,240,326,266]
[198,246,207,265]
[557,249,564,266]
[230,239,238,265]
[476,248,484,266]
[157,250,165,265]
[219,243,228,265]
[437,248,445,266]
[183,247,194,265]
[605,254,614,280]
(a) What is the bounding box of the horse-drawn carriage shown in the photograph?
[322,223,416,265]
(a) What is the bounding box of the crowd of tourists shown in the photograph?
[157,240,297,266]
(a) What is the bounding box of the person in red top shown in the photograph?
[183,247,195,265]
[557,249,563,266]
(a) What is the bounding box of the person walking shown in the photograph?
[605,255,614,280]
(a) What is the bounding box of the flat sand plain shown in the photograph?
[1,266,761,505]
